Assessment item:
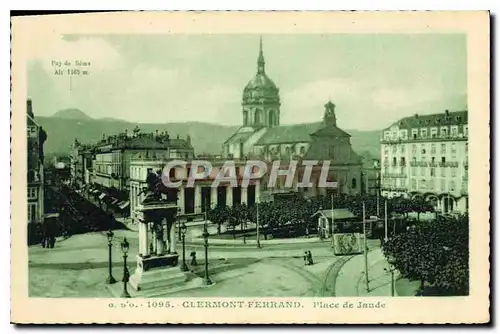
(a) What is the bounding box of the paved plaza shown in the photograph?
[28,228,417,298]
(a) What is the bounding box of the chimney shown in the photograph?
[27,99,34,117]
[445,109,450,116]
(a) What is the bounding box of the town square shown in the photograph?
[26,33,469,299]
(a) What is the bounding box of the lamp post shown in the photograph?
[256,201,261,248]
[120,237,131,298]
[105,229,116,284]
[386,254,397,297]
[202,218,212,286]
[180,221,188,272]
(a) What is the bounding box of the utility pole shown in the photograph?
[363,201,370,292]
[256,201,261,248]
[330,193,334,248]
[384,200,388,242]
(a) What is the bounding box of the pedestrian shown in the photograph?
[305,226,309,238]
[190,251,197,266]
[307,250,314,265]
[50,235,56,248]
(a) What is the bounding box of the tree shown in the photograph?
[383,214,469,296]
[207,205,229,235]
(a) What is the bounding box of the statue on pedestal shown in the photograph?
[138,170,165,204]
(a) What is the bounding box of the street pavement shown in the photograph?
[28,227,384,298]
[334,247,419,296]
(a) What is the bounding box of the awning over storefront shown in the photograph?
[118,201,130,210]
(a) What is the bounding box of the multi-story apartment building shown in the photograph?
[82,127,194,195]
[380,109,468,213]
[129,159,262,220]
[26,99,47,224]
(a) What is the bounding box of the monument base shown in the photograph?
[129,253,187,291]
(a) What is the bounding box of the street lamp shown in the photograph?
[202,222,212,286]
[180,222,189,272]
[105,229,116,284]
[120,237,131,298]
[386,254,397,297]
[177,207,182,242]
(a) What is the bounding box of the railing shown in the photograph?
[380,133,467,143]
[380,186,407,192]
[439,161,459,168]
[382,173,408,178]
[410,161,428,167]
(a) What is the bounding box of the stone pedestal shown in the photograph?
[129,254,185,291]
[129,201,187,292]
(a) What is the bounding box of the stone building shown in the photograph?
[26,99,47,224]
[380,109,468,213]
[222,38,364,197]
[129,159,262,220]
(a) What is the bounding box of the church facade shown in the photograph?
[223,38,364,197]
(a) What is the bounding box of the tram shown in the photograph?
[332,220,364,255]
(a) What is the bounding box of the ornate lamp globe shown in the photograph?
[106,229,114,243]
[121,237,130,254]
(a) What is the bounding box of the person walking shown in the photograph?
[190,251,197,266]
[307,250,314,265]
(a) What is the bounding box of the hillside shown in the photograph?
[52,108,93,121]
[36,116,381,159]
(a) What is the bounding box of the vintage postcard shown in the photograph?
[11,11,490,324]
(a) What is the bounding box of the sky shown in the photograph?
[27,34,467,131]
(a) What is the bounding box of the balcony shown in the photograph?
[410,161,428,167]
[382,173,408,179]
[439,161,459,168]
[380,186,408,192]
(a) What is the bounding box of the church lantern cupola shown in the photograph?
[323,100,337,127]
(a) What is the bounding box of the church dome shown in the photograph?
[244,73,278,91]
[242,37,280,105]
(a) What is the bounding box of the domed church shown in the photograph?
[222,38,364,195]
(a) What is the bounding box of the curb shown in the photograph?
[188,238,323,247]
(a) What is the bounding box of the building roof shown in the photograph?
[90,133,193,153]
[313,208,358,220]
[255,122,323,145]
[386,110,468,131]
[310,123,352,138]
[223,128,256,145]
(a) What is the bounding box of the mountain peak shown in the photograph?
[52,108,92,121]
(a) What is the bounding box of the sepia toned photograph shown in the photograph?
[11,11,490,324]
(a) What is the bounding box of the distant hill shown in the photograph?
[36,113,381,158]
[52,108,93,121]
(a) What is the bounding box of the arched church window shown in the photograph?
[268,110,275,127]
[254,109,262,125]
[243,110,248,126]
[351,178,357,189]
